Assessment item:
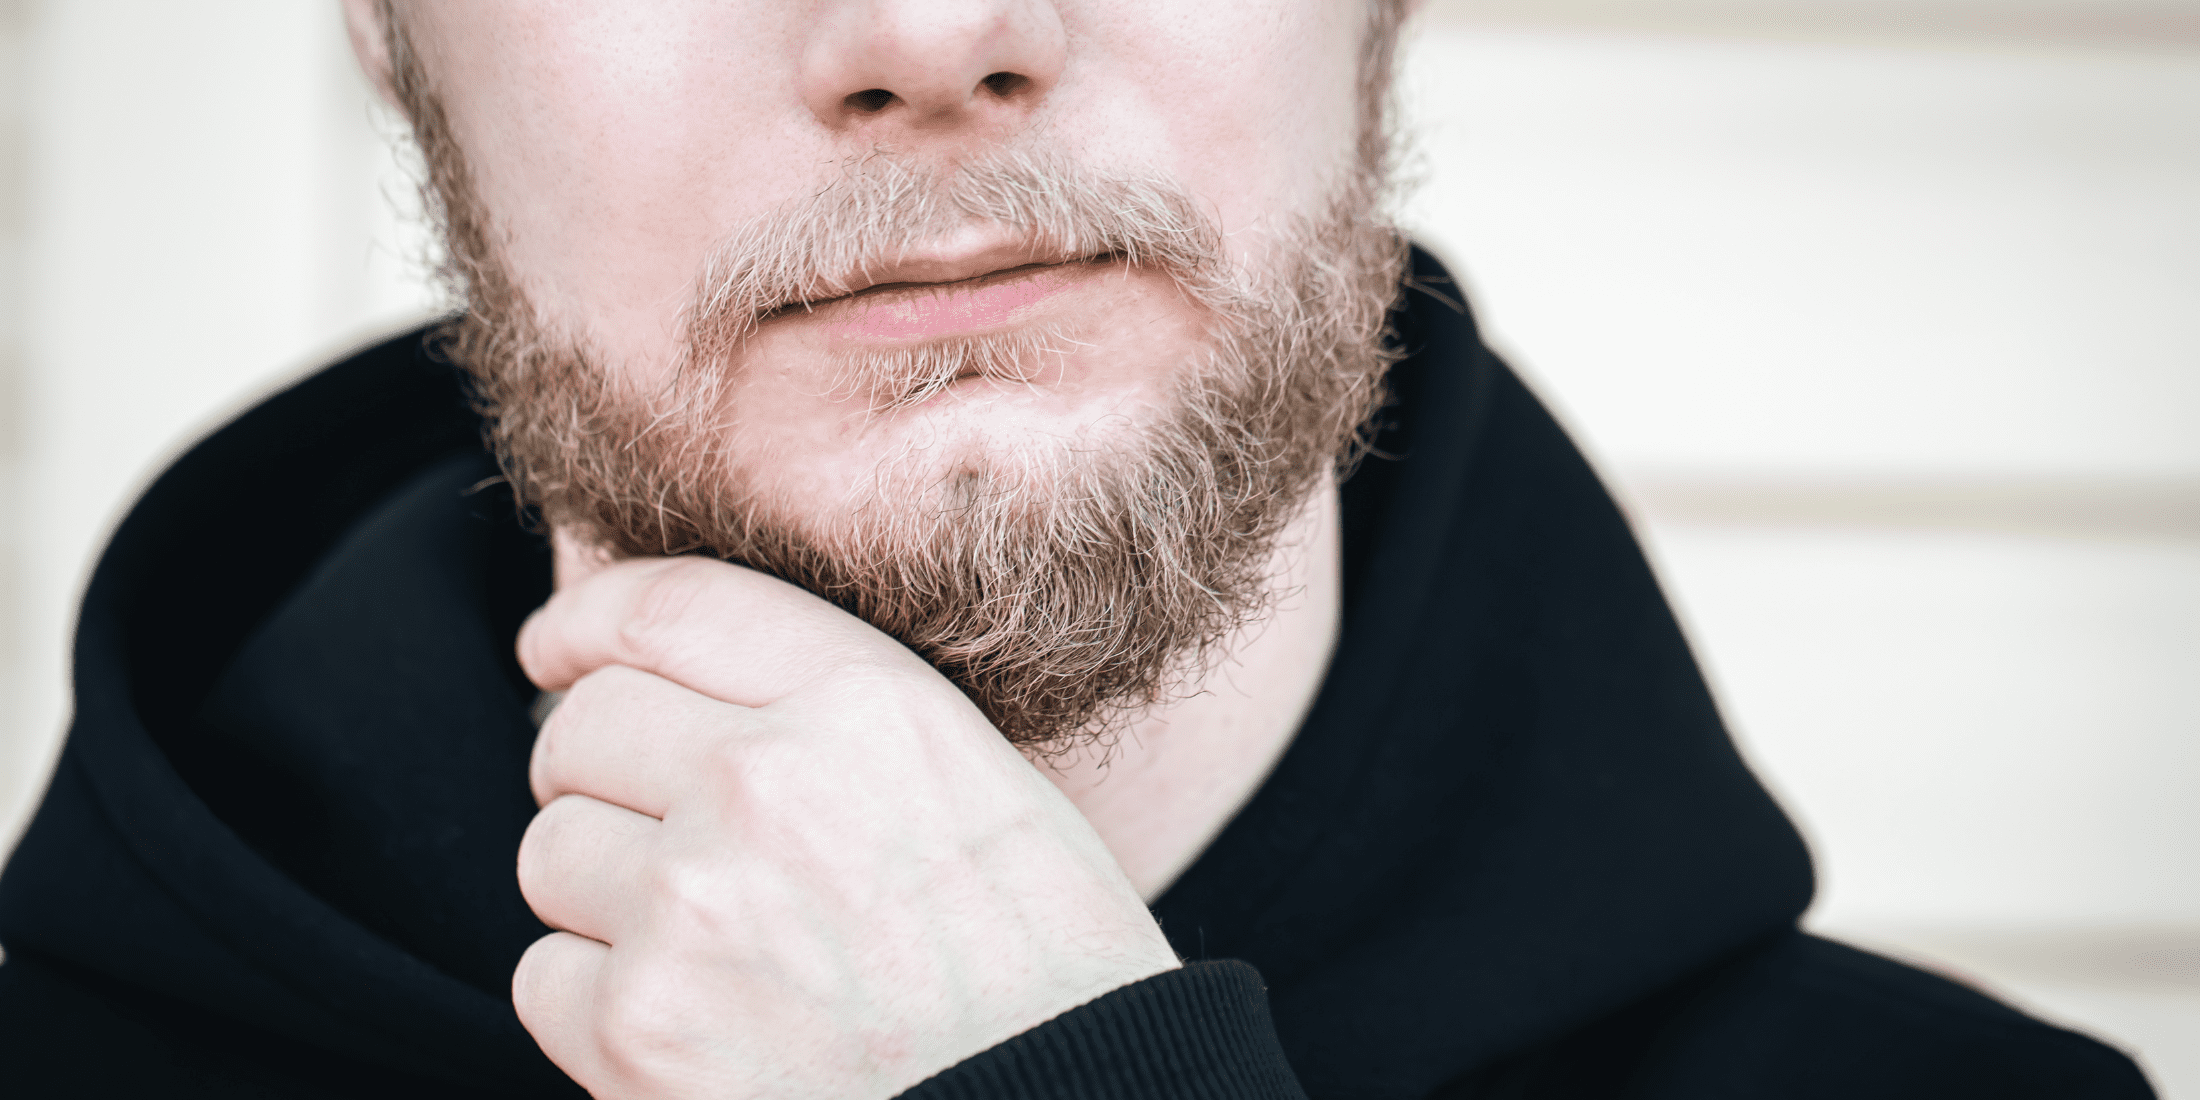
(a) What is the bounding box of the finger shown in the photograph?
[530,664,762,815]
[512,930,611,1085]
[518,793,658,945]
[518,556,892,702]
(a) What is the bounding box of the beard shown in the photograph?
[391,46,1406,750]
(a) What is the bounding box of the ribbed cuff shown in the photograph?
[898,961,1307,1100]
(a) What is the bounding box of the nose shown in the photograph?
[801,0,1066,133]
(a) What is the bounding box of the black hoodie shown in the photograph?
[0,251,2156,1098]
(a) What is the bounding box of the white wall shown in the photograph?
[2,0,2195,1091]
[2,0,440,846]
[1395,12,2200,1089]
[0,0,27,855]
[1398,14,2200,929]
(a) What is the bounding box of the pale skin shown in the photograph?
[340,1,1371,1095]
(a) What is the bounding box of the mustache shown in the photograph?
[681,149,1230,361]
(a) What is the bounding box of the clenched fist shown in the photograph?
[512,556,1182,1099]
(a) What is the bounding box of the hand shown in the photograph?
[511,556,1182,1100]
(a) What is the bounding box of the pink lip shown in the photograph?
[819,264,1082,341]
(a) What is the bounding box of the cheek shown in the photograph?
[420,3,817,370]
[1058,1,1366,258]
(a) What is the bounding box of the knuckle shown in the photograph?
[617,559,716,660]
[530,700,577,777]
[509,943,547,1018]
[831,643,905,684]
[820,657,955,727]
[569,663,651,718]
[531,666,639,790]
[511,933,562,1007]
[514,829,545,904]
[540,667,609,740]
[512,932,597,1040]
[514,796,577,904]
[699,713,770,773]
[693,738,748,798]
[650,855,730,926]
[529,711,585,800]
[592,971,693,1071]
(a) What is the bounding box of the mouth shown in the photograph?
[761,234,1122,344]
[818,259,1115,342]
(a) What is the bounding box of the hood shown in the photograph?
[1157,249,1813,1096]
[0,248,1811,1097]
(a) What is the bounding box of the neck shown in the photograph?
[1039,479,1343,901]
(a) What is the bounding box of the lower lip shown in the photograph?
[820,264,1086,341]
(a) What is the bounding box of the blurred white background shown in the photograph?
[1,0,2195,1091]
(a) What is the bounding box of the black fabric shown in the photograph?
[908,961,1307,1100]
[1454,932,2154,1099]
[0,250,2156,1098]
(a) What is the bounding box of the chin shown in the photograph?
[722,292,1213,510]
[756,355,1179,524]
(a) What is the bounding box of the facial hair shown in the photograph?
[387,32,1408,750]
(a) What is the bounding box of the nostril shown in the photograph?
[844,88,896,113]
[980,72,1030,98]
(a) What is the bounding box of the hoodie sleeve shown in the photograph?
[898,960,1307,1100]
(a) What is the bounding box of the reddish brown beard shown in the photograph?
[389,33,1406,750]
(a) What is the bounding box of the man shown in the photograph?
[0,2,2157,1097]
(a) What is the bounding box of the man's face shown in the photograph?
[366,0,1406,744]
[395,0,1373,382]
